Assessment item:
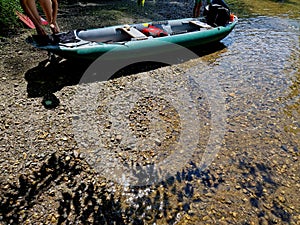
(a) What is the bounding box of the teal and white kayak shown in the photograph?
[29,16,238,61]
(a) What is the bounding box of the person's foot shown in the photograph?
[32,35,51,45]
[36,25,47,36]
[50,23,60,34]
[32,34,60,46]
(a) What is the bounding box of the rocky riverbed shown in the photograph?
[0,0,299,224]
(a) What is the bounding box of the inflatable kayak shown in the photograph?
[28,16,237,61]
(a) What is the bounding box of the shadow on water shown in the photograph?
[0,153,125,224]
[24,42,226,106]
[0,151,288,224]
[0,152,221,224]
[237,158,291,223]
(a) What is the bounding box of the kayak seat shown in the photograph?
[77,27,128,43]
[117,25,148,40]
[189,20,212,29]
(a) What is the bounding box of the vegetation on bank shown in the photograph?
[0,0,23,35]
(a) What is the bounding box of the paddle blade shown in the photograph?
[16,11,35,29]
[16,11,48,28]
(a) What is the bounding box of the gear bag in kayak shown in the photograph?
[204,0,231,27]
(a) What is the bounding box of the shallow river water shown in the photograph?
[69,2,300,223]
[104,0,300,223]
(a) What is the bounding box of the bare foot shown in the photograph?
[50,23,60,34]
[36,25,47,36]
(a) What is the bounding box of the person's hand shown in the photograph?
[50,22,60,34]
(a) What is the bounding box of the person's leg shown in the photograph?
[20,0,46,35]
[38,0,52,22]
[39,0,59,33]
[50,0,59,33]
[193,2,201,17]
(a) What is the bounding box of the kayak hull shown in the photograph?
[30,17,238,61]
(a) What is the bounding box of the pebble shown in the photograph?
[116,134,122,141]
[73,150,80,158]
[202,215,210,221]
[235,185,241,190]
[204,192,213,198]
[277,195,286,203]
[228,93,236,97]
[230,212,238,218]
[242,189,248,194]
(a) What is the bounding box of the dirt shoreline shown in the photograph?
[0,1,299,224]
